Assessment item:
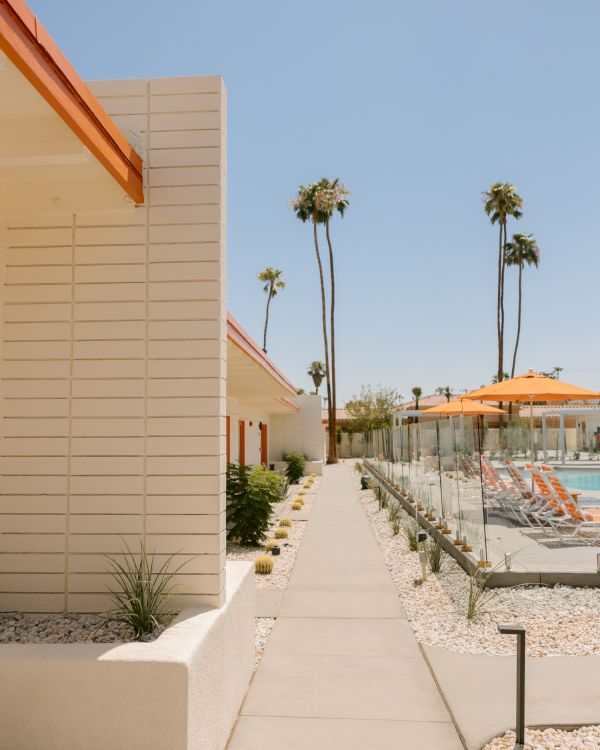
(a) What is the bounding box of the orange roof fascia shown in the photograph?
[0,0,144,203]
[227,313,297,395]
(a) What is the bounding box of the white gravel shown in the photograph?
[254,617,275,667]
[360,478,600,657]
[484,726,600,749]
[0,612,164,643]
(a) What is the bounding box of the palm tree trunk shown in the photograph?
[325,220,338,463]
[511,263,523,377]
[262,286,272,352]
[312,218,334,463]
[496,222,503,384]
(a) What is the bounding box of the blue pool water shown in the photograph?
[555,471,600,491]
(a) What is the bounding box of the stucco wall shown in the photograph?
[0,77,227,612]
[0,562,253,750]
[270,394,324,462]
[226,398,269,467]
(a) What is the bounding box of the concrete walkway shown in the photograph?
[228,462,463,749]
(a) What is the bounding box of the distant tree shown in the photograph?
[491,372,510,384]
[411,386,423,411]
[483,182,523,385]
[258,267,285,353]
[307,361,326,394]
[435,386,452,402]
[540,366,563,381]
[505,233,540,377]
[346,385,402,433]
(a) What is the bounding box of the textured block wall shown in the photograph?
[270,395,324,462]
[0,77,227,612]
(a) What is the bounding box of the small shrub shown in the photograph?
[465,561,504,620]
[105,540,186,641]
[279,518,291,527]
[427,540,443,573]
[255,556,274,575]
[227,463,284,546]
[388,502,401,524]
[403,522,419,552]
[283,451,306,484]
[274,528,288,539]
[391,518,401,536]
[354,462,364,474]
[291,502,302,511]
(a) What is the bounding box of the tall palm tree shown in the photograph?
[307,361,326,394]
[411,386,423,411]
[504,233,540,377]
[291,183,334,462]
[258,267,285,353]
[316,179,350,465]
[483,183,523,385]
[291,179,350,463]
[435,386,452,402]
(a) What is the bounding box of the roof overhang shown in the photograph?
[0,0,143,216]
[227,313,298,414]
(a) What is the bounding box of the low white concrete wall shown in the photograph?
[270,394,324,462]
[0,561,253,750]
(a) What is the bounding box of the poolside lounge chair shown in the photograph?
[530,470,600,544]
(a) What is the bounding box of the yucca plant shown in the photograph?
[105,540,187,641]
[427,540,443,573]
[465,561,504,620]
[403,522,419,552]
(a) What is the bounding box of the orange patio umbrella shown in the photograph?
[421,400,507,416]
[463,369,600,460]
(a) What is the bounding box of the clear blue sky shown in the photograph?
[30,0,600,402]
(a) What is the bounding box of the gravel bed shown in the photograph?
[360,481,600,657]
[0,612,164,643]
[227,478,318,590]
[254,617,275,667]
[484,726,600,749]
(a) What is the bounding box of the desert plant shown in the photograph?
[283,450,306,484]
[427,540,443,573]
[354,462,364,474]
[279,518,291,527]
[227,463,284,546]
[274,528,289,539]
[388,502,401,524]
[465,561,504,620]
[264,539,277,551]
[391,517,401,536]
[291,502,302,511]
[105,540,186,641]
[294,497,304,506]
[403,522,419,552]
[307,360,326,394]
[255,556,274,575]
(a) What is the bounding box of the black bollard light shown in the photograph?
[498,624,526,749]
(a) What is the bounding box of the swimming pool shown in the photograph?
[556,471,600,491]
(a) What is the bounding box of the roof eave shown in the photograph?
[0,0,144,203]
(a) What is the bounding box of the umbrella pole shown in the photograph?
[529,398,534,463]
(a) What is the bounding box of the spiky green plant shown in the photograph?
[274,528,289,539]
[264,539,277,551]
[465,561,504,620]
[105,540,187,641]
[255,555,274,574]
[279,518,291,527]
[354,462,364,474]
[403,522,419,552]
[388,502,401,524]
[291,502,302,511]
[391,518,401,536]
[427,540,443,573]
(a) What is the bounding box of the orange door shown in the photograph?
[226,416,230,464]
[260,423,268,465]
[238,420,245,465]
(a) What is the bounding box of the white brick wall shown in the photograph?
[0,77,227,612]
[270,395,324,463]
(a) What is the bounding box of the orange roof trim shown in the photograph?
[0,0,144,203]
[227,313,297,395]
